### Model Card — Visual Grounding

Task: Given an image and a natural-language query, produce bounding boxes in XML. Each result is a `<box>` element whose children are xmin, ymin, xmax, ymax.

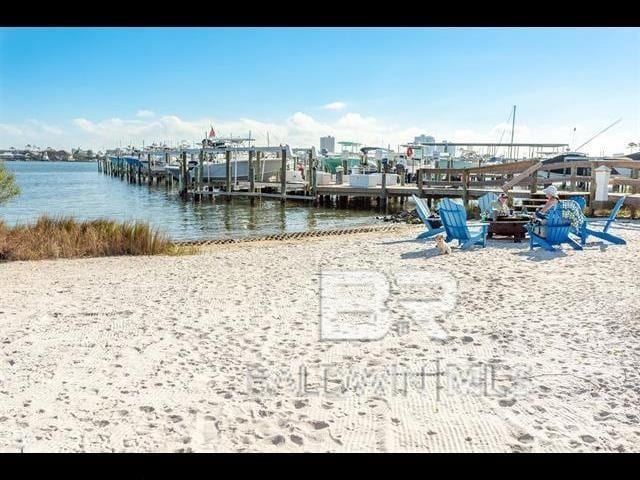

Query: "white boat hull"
<box><xmin>165</xmin><ymin>158</ymin><xmax>285</xmax><ymax>182</ymax></box>
<box><xmin>196</xmin><ymin>159</ymin><xmax>284</xmax><ymax>182</ymax></box>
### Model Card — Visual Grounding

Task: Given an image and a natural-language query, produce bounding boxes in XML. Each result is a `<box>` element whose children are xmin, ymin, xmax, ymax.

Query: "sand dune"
<box><xmin>1</xmin><ymin>222</ymin><xmax>640</xmax><ymax>452</ymax></box>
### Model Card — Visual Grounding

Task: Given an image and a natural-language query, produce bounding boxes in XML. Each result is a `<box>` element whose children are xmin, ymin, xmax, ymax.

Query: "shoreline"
<box><xmin>173</xmin><ymin>223</ymin><xmax>412</xmax><ymax>246</ymax></box>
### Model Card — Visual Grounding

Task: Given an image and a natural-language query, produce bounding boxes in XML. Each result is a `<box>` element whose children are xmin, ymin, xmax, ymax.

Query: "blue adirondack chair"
<box><xmin>569</xmin><ymin>195</ymin><xmax>586</xmax><ymax>211</ymax></box>
<box><xmin>438</xmin><ymin>197</ymin><xmax>488</xmax><ymax>249</ymax></box>
<box><xmin>525</xmin><ymin>202</ymin><xmax>583</xmax><ymax>252</ymax></box>
<box><xmin>477</xmin><ymin>193</ymin><xmax>498</xmax><ymax>217</ymax></box>
<box><xmin>412</xmin><ymin>194</ymin><xmax>446</xmax><ymax>240</ymax></box>
<box><xmin>574</xmin><ymin>195</ymin><xmax>627</xmax><ymax>245</ymax></box>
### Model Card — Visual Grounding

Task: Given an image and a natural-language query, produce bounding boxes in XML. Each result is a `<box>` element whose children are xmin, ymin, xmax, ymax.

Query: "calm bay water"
<box><xmin>1</xmin><ymin>161</ymin><xmax>383</xmax><ymax>241</ymax></box>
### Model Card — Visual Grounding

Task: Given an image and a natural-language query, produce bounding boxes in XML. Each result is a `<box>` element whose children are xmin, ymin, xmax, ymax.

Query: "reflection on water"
<box><xmin>1</xmin><ymin>162</ymin><xmax>384</xmax><ymax>241</ymax></box>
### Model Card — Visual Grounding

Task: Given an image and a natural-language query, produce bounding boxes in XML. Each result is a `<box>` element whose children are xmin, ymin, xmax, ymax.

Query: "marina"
<box><xmin>96</xmin><ymin>137</ymin><xmax>640</xmax><ymax>217</ymax></box>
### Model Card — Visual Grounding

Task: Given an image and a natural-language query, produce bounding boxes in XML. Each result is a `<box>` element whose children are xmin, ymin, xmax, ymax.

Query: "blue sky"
<box><xmin>1</xmin><ymin>27</ymin><xmax>638</xmax><ymax>154</ymax></box>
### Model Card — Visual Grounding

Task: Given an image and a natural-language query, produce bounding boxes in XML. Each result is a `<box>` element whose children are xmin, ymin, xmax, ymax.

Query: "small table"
<box><xmin>426</xmin><ymin>216</ymin><xmax>442</xmax><ymax>229</ymax></box>
<box><xmin>487</xmin><ymin>216</ymin><xmax>531</xmax><ymax>243</ymax></box>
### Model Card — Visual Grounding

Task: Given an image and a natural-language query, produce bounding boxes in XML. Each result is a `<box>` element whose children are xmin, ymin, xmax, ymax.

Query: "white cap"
<box><xmin>543</xmin><ymin>185</ymin><xmax>558</xmax><ymax>197</ymax></box>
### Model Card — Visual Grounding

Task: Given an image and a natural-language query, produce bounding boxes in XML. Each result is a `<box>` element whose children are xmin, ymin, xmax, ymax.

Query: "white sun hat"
<box><xmin>543</xmin><ymin>185</ymin><xmax>558</xmax><ymax>197</ymax></box>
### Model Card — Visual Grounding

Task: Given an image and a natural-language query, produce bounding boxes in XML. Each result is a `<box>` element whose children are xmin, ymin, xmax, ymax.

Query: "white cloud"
<box><xmin>136</xmin><ymin>110</ymin><xmax>155</xmax><ymax>118</ymax></box>
<box><xmin>25</xmin><ymin>120</ymin><xmax>63</xmax><ymax>136</ymax></box>
<box><xmin>0</xmin><ymin>120</ymin><xmax>64</xmax><ymax>148</ymax></box>
<box><xmin>0</xmin><ymin>124</ymin><xmax>24</xmax><ymax>136</ymax></box>
<box><xmin>336</xmin><ymin>112</ymin><xmax>377</xmax><ymax>129</ymax></box>
<box><xmin>322</xmin><ymin>101</ymin><xmax>346</xmax><ymax>111</ymax></box>
<box><xmin>1</xmin><ymin>112</ymin><xmax>637</xmax><ymax>155</ymax></box>
<box><xmin>288</xmin><ymin>112</ymin><xmax>317</xmax><ymax>128</ymax></box>
<box><xmin>73</xmin><ymin>118</ymin><xmax>96</xmax><ymax>133</ymax></box>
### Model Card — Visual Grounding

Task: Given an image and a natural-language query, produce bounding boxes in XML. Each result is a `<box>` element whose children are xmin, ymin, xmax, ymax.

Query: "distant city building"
<box><xmin>414</xmin><ymin>134</ymin><xmax>435</xmax><ymax>156</ymax></box>
<box><xmin>414</xmin><ymin>134</ymin><xmax>434</xmax><ymax>144</ymax></box>
<box><xmin>320</xmin><ymin>136</ymin><xmax>336</xmax><ymax>154</ymax></box>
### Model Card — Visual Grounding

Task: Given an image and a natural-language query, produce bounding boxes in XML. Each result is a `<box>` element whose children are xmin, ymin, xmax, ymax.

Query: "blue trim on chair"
<box><xmin>438</xmin><ymin>198</ymin><xmax>488</xmax><ymax>250</ymax></box>
<box><xmin>526</xmin><ymin>203</ymin><xmax>583</xmax><ymax>252</ymax></box>
<box><xmin>575</xmin><ymin>196</ymin><xmax>627</xmax><ymax>245</ymax></box>
<box><xmin>412</xmin><ymin>194</ymin><xmax>446</xmax><ymax>240</ymax></box>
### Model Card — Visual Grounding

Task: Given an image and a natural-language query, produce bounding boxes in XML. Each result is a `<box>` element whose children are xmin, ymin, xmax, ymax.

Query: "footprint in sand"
<box><xmin>517</xmin><ymin>433</ymin><xmax>534</xmax><ymax>444</ymax></box>
<box><xmin>580</xmin><ymin>434</ymin><xmax>596</xmax><ymax>443</ymax></box>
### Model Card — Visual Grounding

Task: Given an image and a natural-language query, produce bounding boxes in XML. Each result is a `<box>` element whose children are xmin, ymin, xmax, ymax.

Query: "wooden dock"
<box><xmin>97</xmin><ymin>153</ymin><xmax>640</xmax><ymax>213</ymax></box>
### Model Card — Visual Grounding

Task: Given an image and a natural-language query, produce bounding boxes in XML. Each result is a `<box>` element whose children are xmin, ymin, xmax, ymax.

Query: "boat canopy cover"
<box><xmin>360</xmin><ymin>147</ymin><xmax>389</xmax><ymax>154</ymax></box>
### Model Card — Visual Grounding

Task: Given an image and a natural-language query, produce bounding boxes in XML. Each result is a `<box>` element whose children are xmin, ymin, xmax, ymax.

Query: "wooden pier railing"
<box><xmin>415</xmin><ymin>157</ymin><xmax>640</xmax><ymax>208</ymax></box>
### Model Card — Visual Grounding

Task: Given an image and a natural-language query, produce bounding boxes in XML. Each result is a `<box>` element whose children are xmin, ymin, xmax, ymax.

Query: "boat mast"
<box><xmin>509</xmin><ymin>105</ymin><xmax>516</xmax><ymax>161</ymax></box>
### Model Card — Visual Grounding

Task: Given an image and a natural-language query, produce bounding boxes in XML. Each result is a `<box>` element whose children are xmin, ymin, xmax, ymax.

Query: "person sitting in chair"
<box><xmin>536</xmin><ymin>185</ymin><xmax>559</xmax><ymax>219</ymax></box>
<box><xmin>491</xmin><ymin>193</ymin><xmax>510</xmax><ymax>217</ymax></box>
<box><xmin>531</xmin><ymin>185</ymin><xmax>560</xmax><ymax>237</ymax></box>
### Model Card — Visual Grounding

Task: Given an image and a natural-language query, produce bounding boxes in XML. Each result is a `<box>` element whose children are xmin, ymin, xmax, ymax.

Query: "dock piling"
<box><xmin>381</xmin><ymin>171</ymin><xmax>388</xmax><ymax>214</ymax></box>
<box><xmin>225</xmin><ymin>149</ymin><xmax>232</xmax><ymax>201</ymax></box>
<box><xmin>198</xmin><ymin>149</ymin><xmax>204</xmax><ymax>201</ymax></box>
<box><xmin>147</xmin><ymin>153</ymin><xmax>153</xmax><ymax>186</ymax></box>
<box><xmin>310</xmin><ymin>150</ymin><xmax>317</xmax><ymax>204</ymax></box>
<box><xmin>180</xmin><ymin>151</ymin><xmax>189</xmax><ymax>199</ymax></box>
<box><xmin>280</xmin><ymin>147</ymin><xmax>287</xmax><ymax>204</ymax></box>
<box><xmin>249</xmin><ymin>149</ymin><xmax>255</xmax><ymax>206</ymax></box>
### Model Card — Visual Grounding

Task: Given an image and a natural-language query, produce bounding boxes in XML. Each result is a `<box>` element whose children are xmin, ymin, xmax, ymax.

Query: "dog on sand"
<box><xmin>435</xmin><ymin>234</ymin><xmax>452</xmax><ymax>255</ymax></box>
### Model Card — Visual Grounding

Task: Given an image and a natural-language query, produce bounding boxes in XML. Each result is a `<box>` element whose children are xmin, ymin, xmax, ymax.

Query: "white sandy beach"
<box><xmin>1</xmin><ymin>222</ymin><xmax>640</xmax><ymax>452</ymax></box>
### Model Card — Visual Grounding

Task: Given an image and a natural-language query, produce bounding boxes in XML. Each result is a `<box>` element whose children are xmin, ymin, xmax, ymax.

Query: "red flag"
<box><xmin>209</xmin><ymin>126</ymin><xmax>215</xmax><ymax>138</ymax></box>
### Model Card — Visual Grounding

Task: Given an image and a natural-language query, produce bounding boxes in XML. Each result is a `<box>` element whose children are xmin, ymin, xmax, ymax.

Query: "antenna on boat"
<box><xmin>574</xmin><ymin>117</ymin><xmax>622</xmax><ymax>153</ymax></box>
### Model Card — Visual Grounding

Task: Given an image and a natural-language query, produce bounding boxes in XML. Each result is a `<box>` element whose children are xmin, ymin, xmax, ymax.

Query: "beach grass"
<box><xmin>0</xmin><ymin>216</ymin><xmax>180</xmax><ymax>261</ymax></box>
<box><xmin>593</xmin><ymin>205</ymin><xmax>639</xmax><ymax>219</ymax></box>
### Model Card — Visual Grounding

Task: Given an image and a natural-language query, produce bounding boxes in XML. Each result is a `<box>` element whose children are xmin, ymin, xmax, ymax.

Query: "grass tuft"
<box><xmin>0</xmin><ymin>216</ymin><xmax>177</xmax><ymax>261</ymax></box>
